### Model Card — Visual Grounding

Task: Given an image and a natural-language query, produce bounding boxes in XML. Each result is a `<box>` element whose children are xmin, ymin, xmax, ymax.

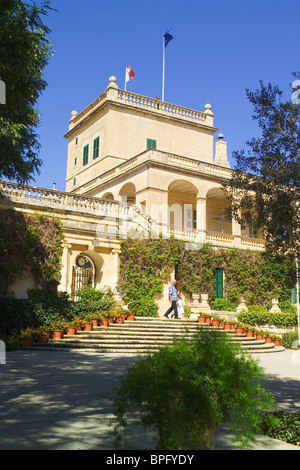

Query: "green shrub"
<box><xmin>211</xmin><ymin>298</ymin><xmax>238</xmax><ymax>311</ymax></box>
<box><xmin>111</xmin><ymin>328</ymin><xmax>274</xmax><ymax>450</ymax></box>
<box><xmin>261</xmin><ymin>411</ymin><xmax>300</xmax><ymax>446</ymax></box>
<box><xmin>237</xmin><ymin>306</ymin><xmax>298</xmax><ymax>327</ymax></box>
<box><xmin>281</xmin><ymin>329</ymin><xmax>300</xmax><ymax>349</ymax></box>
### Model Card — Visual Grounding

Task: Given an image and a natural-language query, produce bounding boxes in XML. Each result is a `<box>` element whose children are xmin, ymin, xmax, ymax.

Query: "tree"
<box><xmin>227</xmin><ymin>73</ymin><xmax>300</xmax><ymax>256</ymax></box>
<box><xmin>111</xmin><ymin>329</ymin><xmax>274</xmax><ymax>450</ymax></box>
<box><xmin>0</xmin><ymin>0</ymin><xmax>55</xmax><ymax>183</ymax></box>
<box><xmin>226</xmin><ymin>73</ymin><xmax>300</xmax><ymax>344</ymax></box>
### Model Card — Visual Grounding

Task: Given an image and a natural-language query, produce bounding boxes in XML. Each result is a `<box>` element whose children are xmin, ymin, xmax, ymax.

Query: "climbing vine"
<box><xmin>119</xmin><ymin>238</ymin><xmax>295</xmax><ymax>315</ymax></box>
<box><xmin>0</xmin><ymin>209</ymin><xmax>63</xmax><ymax>296</ymax></box>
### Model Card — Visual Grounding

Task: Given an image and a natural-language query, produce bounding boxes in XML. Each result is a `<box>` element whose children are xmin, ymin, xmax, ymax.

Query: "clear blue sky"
<box><xmin>33</xmin><ymin>0</ymin><xmax>299</xmax><ymax>191</ymax></box>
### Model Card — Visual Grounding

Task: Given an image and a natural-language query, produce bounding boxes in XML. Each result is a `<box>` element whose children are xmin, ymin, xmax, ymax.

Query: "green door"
<box><xmin>215</xmin><ymin>268</ymin><xmax>224</xmax><ymax>298</ymax></box>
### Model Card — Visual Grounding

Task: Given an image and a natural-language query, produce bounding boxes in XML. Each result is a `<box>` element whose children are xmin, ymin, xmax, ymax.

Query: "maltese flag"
<box><xmin>125</xmin><ymin>66</ymin><xmax>135</xmax><ymax>89</ymax></box>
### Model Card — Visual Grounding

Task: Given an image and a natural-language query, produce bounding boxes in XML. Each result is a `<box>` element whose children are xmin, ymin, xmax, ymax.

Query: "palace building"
<box><xmin>0</xmin><ymin>76</ymin><xmax>264</xmax><ymax>309</ymax></box>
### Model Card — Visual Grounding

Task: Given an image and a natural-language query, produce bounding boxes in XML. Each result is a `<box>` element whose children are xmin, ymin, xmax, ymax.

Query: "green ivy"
<box><xmin>0</xmin><ymin>209</ymin><xmax>63</xmax><ymax>295</ymax></box>
<box><xmin>119</xmin><ymin>238</ymin><xmax>295</xmax><ymax>317</ymax></box>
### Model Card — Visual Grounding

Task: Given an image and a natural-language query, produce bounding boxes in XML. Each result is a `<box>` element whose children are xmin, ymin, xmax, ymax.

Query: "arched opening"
<box><xmin>71</xmin><ymin>253</ymin><xmax>96</xmax><ymax>300</ymax></box>
<box><xmin>119</xmin><ymin>183</ymin><xmax>136</xmax><ymax>205</ymax></box>
<box><xmin>168</xmin><ymin>180</ymin><xmax>198</xmax><ymax>230</ymax></box>
<box><xmin>102</xmin><ymin>192</ymin><xmax>114</xmax><ymax>201</ymax></box>
<box><xmin>206</xmin><ymin>188</ymin><xmax>232</xmax><ymax>234</ymax></box>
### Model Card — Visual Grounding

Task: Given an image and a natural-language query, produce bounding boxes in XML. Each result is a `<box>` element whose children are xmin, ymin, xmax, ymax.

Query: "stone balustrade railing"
<box><xmin>0</xmin><ymin>180</ymin><xmax>264</xmax><ymax>250</ymax></box>
<box><xmin>0</xmin><ymin>180</ymin><xmax>154</xmax><ymax>233</ymax></box>
<box><xmin>67</xmin><ymin>77</ymin><xmax>213</xmax><ymax>133</ymax></box>
<box><xmin>117</xmin><ymin>90</ymin><xmax>209</xmax><ymax>125</ymax></box>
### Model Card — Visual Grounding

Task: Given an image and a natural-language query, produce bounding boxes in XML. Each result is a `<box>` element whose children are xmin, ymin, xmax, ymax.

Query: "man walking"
<box><xmin>164</xmin><ymin>280</ymin><xmax>179</xmax><ymax>319</ymax></box>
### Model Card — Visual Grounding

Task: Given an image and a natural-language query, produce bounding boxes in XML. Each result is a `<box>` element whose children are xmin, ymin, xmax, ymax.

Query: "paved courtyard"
<box><xmin>0</xmin><ymin>349</ymin><xmax>299</xmax><ymax>451</ymax></box>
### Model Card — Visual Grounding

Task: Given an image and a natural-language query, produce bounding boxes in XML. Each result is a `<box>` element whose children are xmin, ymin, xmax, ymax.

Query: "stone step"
<box><xmin>28</xmin><ymin>317</ymin><xmax>285</xmax><ymax>354</ymax></box>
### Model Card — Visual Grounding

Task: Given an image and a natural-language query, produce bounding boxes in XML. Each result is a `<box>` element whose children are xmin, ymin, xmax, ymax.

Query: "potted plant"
<box><xmin>84</xmin><ymin>313</ymin><xmax>94</xmax><ymax>331</ymax></box>
<box><xmin>255</xmin><ymin>329</ymin><xmax>265</xmax><ymax>341</ymax></box>
<box><xmin>223</xmin><ymin>320</ymin><xmax>232</xmax><ymax>330</ymax></box>
<box><xmin>235</xmin><ymin>323</ymin><xmax>244</xmax><ymax>335</ymax></box>
<box><xmin>37</xmin><ymin>325</ymin><xmax>49</xmax><ymax>343</ymax></box>
<box><xmin>211</xmin><ymin>315</ymin><xmax>219</xmax><ymax>327</ymax></box>
<box><xmin>197</xmin><ymin>312</ymin><xmax>206</xmax><ymax>323</ymax></box>
<box><xmin>66</xmin><ymin>321</ymin><xmax>76</xmax><ymax>335</ymax></box>
<box><xmin>273</xmin><ymin>335</ymin><xmax>281</xmax><ymax>346</ymax></box>
<box><xmin>265</xmin><ymin>331</ymin><xmax>272</xmax><ymax>343</ymax></box>
<box><xmin>20</xmin><ymin>328</ymin><xmax>34</xmax><ymax>347</ymax></box>
<box><xmin>126</xmin><ymin>311</ymin><xmax>135</xmax><ymax>321</ymax></box>
<box><xmin>205</xmin><ymin>314</ymin><xmax>212</xmax><ymax>324</ymax></box>
<box><xmin>51</xmin><ymin>319</ymin><xmax>67</xmax><ymax>338</ymax></box>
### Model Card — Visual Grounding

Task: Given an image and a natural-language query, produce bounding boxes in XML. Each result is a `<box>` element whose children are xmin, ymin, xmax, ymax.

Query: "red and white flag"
<box><xmin>125</xmin><ymin>66</ymin><xmax>135</xmax><ymax>89</ymax></box>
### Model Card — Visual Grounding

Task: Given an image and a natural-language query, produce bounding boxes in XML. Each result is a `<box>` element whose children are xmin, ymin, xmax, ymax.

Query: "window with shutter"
<box><xmin>93</xmin><ymin>137</ymin><xmax>100</xmax><ymax>159</ymax></box>
<box><xmin>83</xmin><ymin>144</ymin><xmax>89</xmax><ymax>166</ymax></box>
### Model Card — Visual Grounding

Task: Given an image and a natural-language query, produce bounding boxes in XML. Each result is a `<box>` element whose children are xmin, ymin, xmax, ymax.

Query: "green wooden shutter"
<box><xmin>83</xmin><ymin>144</ymin><xmax>89</xmax><ymax>166</ymax></box>
<box><xmin>93</xmin><ymin>137</ymin><xmax>99</xmax><ymax>159</ymax></box>
<box><xmin>215</xmin><ymin>268</ymin><xmax>224</xmax><ymax>298</ymax></box>
<box><xmin>147</xmin><ymin>138</ymin><xmax>157</xmax><ymax>149</ymax></box>
<box><xmin>291</xmin><ymin>286</ymin><xmax>297</xmax><ymax>303</ymax></box>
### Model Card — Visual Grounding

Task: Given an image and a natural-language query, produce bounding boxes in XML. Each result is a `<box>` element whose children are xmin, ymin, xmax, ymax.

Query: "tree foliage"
<box><xmin>111</xmin><ymin>329</ymin><xmax>274</xmax><ymax>450</ymax></box>
<box><xmin>227</xmin><ymin>73</ymin><xmax>300</xmax><ymax>255</ymax></box>
<box><xmin>0</xmin><ymin>0</ymin><xmax>55</xmax><ymax>183</ymax></box>
<box><xmin>0</xmin><ymin>209</ymin><xmax>63</xmax><ymax>295</ymax></box>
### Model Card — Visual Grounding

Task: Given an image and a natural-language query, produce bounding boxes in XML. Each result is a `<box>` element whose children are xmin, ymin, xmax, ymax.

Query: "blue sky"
<box><xmin>33</xmin><ymin>0</ymin><xmax>299</xmax><ymax>191</ymax></box>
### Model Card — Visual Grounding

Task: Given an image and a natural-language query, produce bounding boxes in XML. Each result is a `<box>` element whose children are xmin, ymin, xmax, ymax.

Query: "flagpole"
<box><xmin>125</xmin><ymin>67</ymin><xmax>127</xmax><ymax>91</ymax></box>
<box><xmin>162</xmin><ymin>35</ymin><xmax>165</xmax><ymax>102</ymax></box>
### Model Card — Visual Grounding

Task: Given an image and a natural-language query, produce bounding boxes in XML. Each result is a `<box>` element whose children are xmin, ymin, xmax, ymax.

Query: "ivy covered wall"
<box><xmin>119</xmin><ymin>237</ymin><xmax>295</xmax><ymax>316</ymax></box>
<box><xmin>0</xmin><ymin>209</ymin><xmax>64</xmax><ymax>296</ymax></box>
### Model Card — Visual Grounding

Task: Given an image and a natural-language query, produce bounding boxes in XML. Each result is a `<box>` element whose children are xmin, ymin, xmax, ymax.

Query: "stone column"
<box><xmin>112</xmin><ymin>248</ymin><xmax>122</xmax><ymax>303</ymax></box>
<box><xmin>196</xmin><ymin>197</ymin><xmax>206</xmax><ymax>244</ymax></box>
<box><xmin>59</xmin><ymin>242</ymin><xmax>72</xmax><ymax>293</ymax></box>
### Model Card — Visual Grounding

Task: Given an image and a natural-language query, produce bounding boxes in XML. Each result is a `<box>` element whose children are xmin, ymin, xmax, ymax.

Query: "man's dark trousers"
<box><xmin>164</xmin><ymin>300</ymin><xmax>178</xmax><ymax>318</ymax></box>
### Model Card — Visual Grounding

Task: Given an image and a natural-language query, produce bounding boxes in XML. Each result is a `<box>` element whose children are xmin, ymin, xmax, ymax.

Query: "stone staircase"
<box><xmin>29</xmin><ymin>317</ymin><xmax>285</xmax><ymax>354</ymax></box>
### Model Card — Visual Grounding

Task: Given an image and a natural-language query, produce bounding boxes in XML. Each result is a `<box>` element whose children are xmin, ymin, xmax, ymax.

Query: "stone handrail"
<box><xmin>117</xmin><ymin>90</ymin><xmax>209</xmax><ymax>125</ymax></box>
<box><xmin>0</xmin><ymin>180</ymin><xmax>154</xmax><ymax>231</ymax></box>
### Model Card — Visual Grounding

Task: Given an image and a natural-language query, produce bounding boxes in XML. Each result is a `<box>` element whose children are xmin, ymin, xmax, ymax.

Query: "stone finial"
<box><xmin>70</xmin><ymin>110</ymin><xmax>78</xmax><ymax>120</ymax></box>
<box><xmin>107</xmin><ymin>76</ymin><xmax>118</xmax><ymax>89</ymax></box>
<box><xmin>204</xmin><ymin>103</ymin><xmax>213</xmax><ymax>116</ymax></box>
<box><xmin>269</xmin><ymin>298</ymin><xmax>281</xmax><ymax>313</ymax></box>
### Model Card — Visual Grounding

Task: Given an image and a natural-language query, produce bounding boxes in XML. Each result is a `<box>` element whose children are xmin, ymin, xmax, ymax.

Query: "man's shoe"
<box><xmin>164</xmin><ymin>314</ymin><xmax>169</xmax><ymax>318</ymax></box>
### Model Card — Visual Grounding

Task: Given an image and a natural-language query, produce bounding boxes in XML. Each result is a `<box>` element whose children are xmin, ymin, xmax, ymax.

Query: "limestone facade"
<box><xmin>0</xmin><ymin>76</ymin><xmax>264</xmax><ymax>307</ymax></box>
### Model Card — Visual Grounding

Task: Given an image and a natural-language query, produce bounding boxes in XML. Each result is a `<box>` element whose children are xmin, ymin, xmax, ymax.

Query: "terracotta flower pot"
<box><xmin>198</xmin><ymin>316</ymin><xmax>206</xmax><ymax>323</ymax></box>
<box><xmin>52</xmin><ymin>330</ymin><xmax>63</xmax><ymax>339</ymax></box>
<box><xmin>223</xmin><ymin>323</ymin><xmax>231</xmax><ymax>330</ymax></box>
<box><xmin>127</xmin><ymin>313</ymin><xmax>135</xmax><ymax>321</ymax></box>
<box><xmin>212</xmin><ymin>320</ymin><xmax>219</xmax><ymax>327</ymax></box>
<box><xmin>115</xmin><ymin>317</ymin><xmax>124</xmax><ymax>324</ymax></box>
<box><xmin>235</xmin><ymin>327</ymin><xmax>243</xmax><ymax>335</ymax></box>
<box><xmin>102</xmin><ymin>319</ymin><xmax>109</xmax><ymax>327</ymax></box>
<box><xmin>205</xmin><ymin>316</ymin><xmax>211</xmax><ymax>324</ymax></box>
<box><xmin>265</xmin><ymin>337</ymin><xmax>272</xmax><ymax>343</ymax></box>
<box><xmin>22</xmin><ymin>338</ymin><xmax>33</xmax><ymax>347</ymax></box>
<box><xmin>67</xmin><ymin>326</ymin><xmax>76</xmax><ymax>335</ymax></box>
<box><xmin>274</xmin><ymin>339</ymin><xmax>281</xmax><ymax>346</ymax></box>
<box><xmin>38</xmin><ymin>334</ymin><xmax>48</xmax><ymax>343</ymax></box>
<box><xmin>92</xmin><ymin>319</ymin><xmax>98</xmax><ymax>327</ymax></box>
<box><xmin>256</xmin><ymin>334</ymin><xmax>264</xmax><ymax>341</ymax></box>
<box><xmin>84</xmin><ymin>322</ymin><xmax>93</xmax><ymax>331</ymax></box>
<box><xmin>246</xmin><ymin>330</ymin><xmax>254</xmax><ymax>337</ymax></box>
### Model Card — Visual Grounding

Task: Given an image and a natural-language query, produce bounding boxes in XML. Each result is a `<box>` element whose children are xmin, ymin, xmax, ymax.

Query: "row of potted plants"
<box><xmin>197</xmin><ymin>313</ymin><xmax>282</xmax><ymax>346</ymax></box>
<box><xmin>20</xmin><ymin>308</ymin><xmax>135</xmax><ymax>347</ymax></box>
